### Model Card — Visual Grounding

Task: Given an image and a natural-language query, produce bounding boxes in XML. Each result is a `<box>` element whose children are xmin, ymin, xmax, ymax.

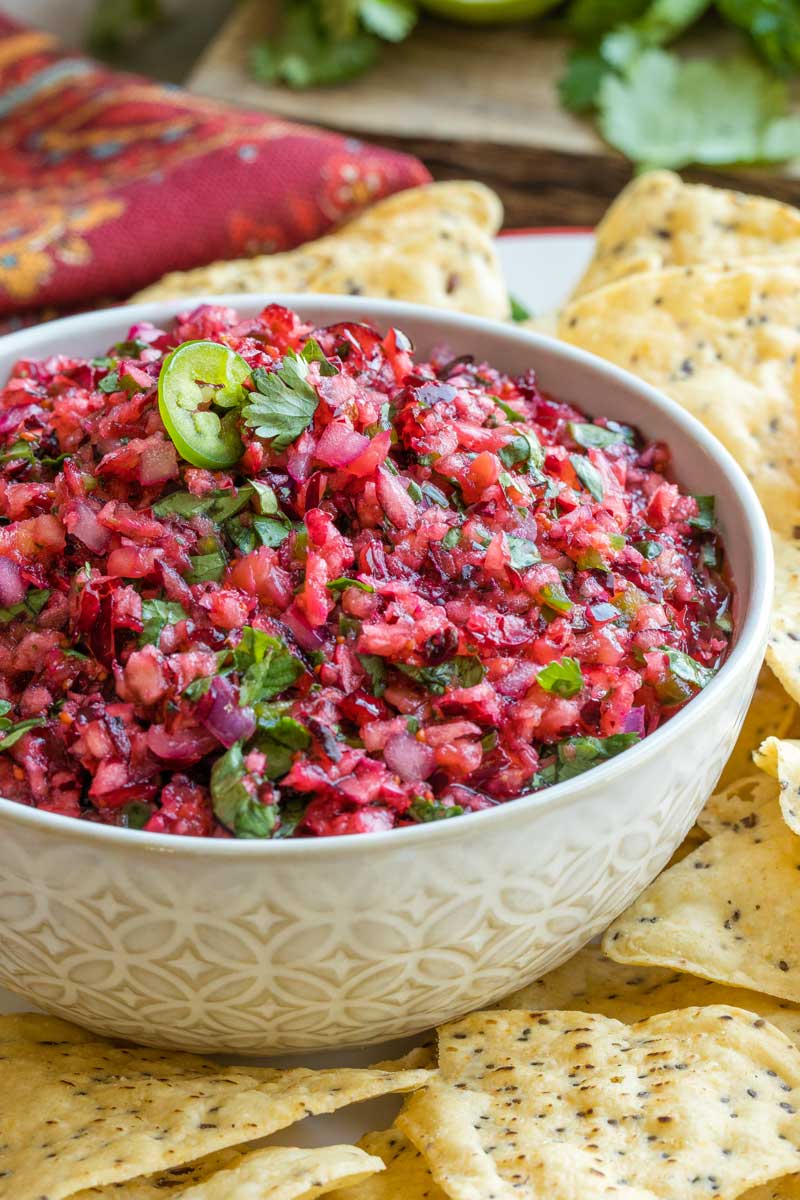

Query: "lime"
<box><xmin>419</xmin><ymin>0</ymin><xmax>561</xmax><ymax>24</ymax></box>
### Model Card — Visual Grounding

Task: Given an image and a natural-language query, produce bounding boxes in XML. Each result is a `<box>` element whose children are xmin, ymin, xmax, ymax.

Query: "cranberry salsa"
<box><xmin>0</xmin><ymin>304</ymin><xmax>733</xmax><ymax>838</ymax></box>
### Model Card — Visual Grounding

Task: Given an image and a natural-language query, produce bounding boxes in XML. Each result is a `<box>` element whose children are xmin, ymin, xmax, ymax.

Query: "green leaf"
<box><xmin>442</xmin><ymin>527</ymin><xmax>461</xmax><ymax>549</ymax></box>
<box><xmin>599</xmin><ymin>49</ymin><xmax>800</xmax><ymax>170</ymax></box>
<box><xmin>359</xmin><ymin>0</ymin><xmax>417</xmax><ymax>41</ymax></box>
<box><xmin>153</xmin><ymin>487</ymin><xmax>254</xmax><ymax>522</ymax></box>
<box><xmin>717</xmin><ymin>0</ymin><xmax>800</xmax><ymax>73</ymax></box>
<box><xmin>0</xmin><ymin>588</ymin><xmax>51</xmax><ymax>625</ymax></box>
<box><xmin>556</xmin><ymin>732</ymin><xmax>641</xmax><ymax>781</ymax></box>
<box><xmin>253</xmin><ymin>516</ymin><xmax>293</xmax><ymax>548</ymax></box>
<box><xmin>570</xmin><ymin>454</ymin><xmax>605</xmax><ymax>501</ymax></box>
<box><xmin>326</xmin><ymin>576</ymin><xmax>375</xmax><ymax>593</ymax></box>
<box><xmin>509</xmin><ymin>295</ymin><xmax>532</xmax><ymax>322</ymax></box>
<box><xmin>186</xmin><ymin>550</ymin><xmax>227</xmax><ymax>584</ymax></box>
<box><xmin>661</xmin><ymin>645</ymin><xmax>717</xmax><ymax>689</ymax></box>
<box><xmin>500</xmin><ymin>430</ymin><xmax>545</xmax><ymax>474</ymax></box>
<box><xmin>0</xmin><ymin>716</ymin><xmax>44</xmax><ymax>750</ymax></box>
<box><xmin>568</xmin><ymin>420</ymin><xmax>632</xmax><ymax>448</ymax></box>
<box><xmin>599</xmin><ymin>0</ymin><xmax>712</xmax><ymax>70</ymax></box>
<box><xmin>422</xmin><ymin>482</ymin><xmax>450</xmax><ymax>508</ymax></box>
<box><xmin>99</xmin><ymin>371</ymin><xmax>121</xmax><ymax>394</ymax></box>
<box><xmin>408</xmin><ymin>798</ymin><xmax>465</xmax><ymax>823</ymax></box>
<box><xmin>358</xmin><ymin>652</ymin><xmax>387</xmax><ymax>696</ymax></box>
<box><xmin>139</xmin><ymin>599</ymin><xmax>186</xmax><ymax>647</ymax></box>
<box><xmin>250</xmin><ymin>0</ymin><xmax>379</xmax><ymax>88</ymax></box>
<box><xmin>536</xmin><ymin>656</ymin><xmax>584</xmax><ymax>698</ymax></box>
<box><xmin>113</xmin><ymin>336</ymin><xmax>150</xmax><ymax>358</ymax></box>
<box><xmin>244</xmin><ymin>353</ymin><xmax>319</xmax><ymax>449</ymax></box>
<box><xmin>558</xmin><ymin>47</ymin><xmax>611</xmax><ymax>111</ymax></box>
<box><xmin>249</xmin><ymin>479</ymin><xmax>280</xmax><ymax>515</ymax></box>
<box><xmin>491</xmin><ymin>396</ymin><xmax>526</xmax><ymax>423</ymax></box>
<box><xmin>398</xmin><ymin>656</ymin><xmax>485</xmax><ymax>696</ymax></box>
<box><xmin>235</xmin><ymin>627</ymin><xmax>304</xmax><ymax>705</ymax></box>
<box><xmin>183</xmin><ymin>676</ymin><xmax>213</xmax><ymax>702</ymax></box>
<box><xmin>211</xmin><ymin>743</ymin><xmax>274</xmax><ymax>837</ymax></box>
<box><xmin>507</xmin><ymin>535</ymin><xmax>541</xmax><ymax>569</ymax></box>
<box><xmin>119</xmin><ymin>801</ymin><xmax>153</xmax><ymax>830</ymax></box>
<box><xmin>689</xmin><ymin>494</ymin><xmax>716</xmax><ymax>530</ymax></box>
<box><xmin>256</xmin><ymin>712</ymin><xmax>311</xmax><ymax>780</ymax></box>
<box><xmin>635</xmin><ymin>538</ymin><xmax>663</xmax><ymax>559</ymax></box>
<box><xmin>0</xmin><ymin>440</ymin><xmax>35</xmax><ymax>467</ymax></box>
<box><xmin>539</xmin><ymin>581</ymin><xmax>573</xmax><ymax>614</ymax></box>
<box><xmin>300</xmin><ymin>337</ymin><xmax>339</xmax><ymax>375</ymax></box>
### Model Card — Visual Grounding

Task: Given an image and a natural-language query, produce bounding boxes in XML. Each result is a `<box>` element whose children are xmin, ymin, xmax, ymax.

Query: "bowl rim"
<box><xmin>0</xmin><ymin>293</ymin><xmax>774</xmax><ymax>857</ymax></box>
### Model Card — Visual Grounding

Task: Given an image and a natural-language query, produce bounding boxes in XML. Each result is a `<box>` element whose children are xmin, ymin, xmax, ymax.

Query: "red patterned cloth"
<box><xmin>0</xmin><ymin>14</ymin><xmax>430</xmax><ymax>326</ymax></box>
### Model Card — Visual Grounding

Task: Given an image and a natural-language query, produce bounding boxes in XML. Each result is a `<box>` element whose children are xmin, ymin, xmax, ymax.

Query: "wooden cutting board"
<box><xmin>188</xmin><ymin>1</ymin><xmax>800</xmax><ymax>226</ymax></box>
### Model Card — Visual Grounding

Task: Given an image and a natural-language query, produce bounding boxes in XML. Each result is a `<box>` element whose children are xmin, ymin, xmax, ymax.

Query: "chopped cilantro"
<box><xmin>186</xmin><ymin>550</ymin><xmax>227</xmax><ymax>584</ymax></box>
<box><xmin>210</xmin><ymin>742</ymin><xmax>275</xmax><ymax>838</ymax></box>
<box><xmin>326</xmin><ymin>577</ymin><xmax>375</xmax><ymax>593</ymax></box>
<box><xmin>556</xmin><ymin>732</ymin><xmax>641</xmax><ymax>781</ymax></box>
<box><xmin>408</xmin><ymin>798</ymin><xmax>465</xmax><ymax>823</ymax></box>
<box><xmin>635</xmin><ymin>539</ymin><xmax>663</xmax><ymax>559</ymax></box>
<box><xmin>570</xmin><ymin>454</ymin><xmax>605</xmax><ymax>502</ymax></box>
<box><xmin>539</xmin><ymin>581</ymin><xmax>573</xmax><ymax>615</ymax></box>
<box><xmin>256</xmin><ymin>710</ymin><xmax>311</xmax><ymax>779</ymax></box>
<box><xmin>253</xmin><ymin>516</ymin><xmax>293</xmax><ymax>548</ymax></box>
<box><xmin>442</xmin><ymin>527</ymin><xmax>461</xmax><ymax>550</ymax></box>
<box><xmin>536</xmin><ymin>656</ymin><xmax>584</xmax><ymax>698</ymax></box>
<box><xmin>568</xmin><ymin>420</ymin><xmax>632</xmax><ymax>449</ymax></box>
<box><xmin>0</xmin><ymin>716</ymin><xmax>44</xmax><ymax>750</ymax></box>
<box><xmin>689</xmin><ymin>495</ymin><xmax>716</xmax><ymax>531</ymax></box>
<box><xmin>300</xmin><ymin>336</ymin><xmax>338</xmax><ymax>375</ymax></box>
<box><xmin>235</xmin><ymin>627</ymin><xmax>304</xmax><ymax>705</ymax></box>
<box><xmin>491</xmin><ymin>396</ymin><xmax>526</xmax><ymax>423</ymax></box>
<box><xmin>398</xmin><ymin>655</ymin><xmax>485</xmax><ymax>695</ymax></box>
<box><xmin>510</xmin><ymin>295</ymin><xmax>532</xmax><ymax>322</ymax></box>
<box><xmin>0</xmin><ymin>588</ymin><xmax>50</xmax><ymax>625</ymax></box>
<box><xmin>139</xmin><ymin>599</ymin><xmax>186</xmax><ymax>647</ymax></box>
<box><xmin>661</xmin><ymin>645</ymin><xmax>716</xmax><ymax>690</ymax></box>
<box><xmin>98</xmin><ymin>371</ymin><xmax>121</xmax><ymax>394</ymax></box>
<box><xmin>358</xmin><ymin>653</ymin><xmax>387</xmax><ymax>696</ymax></box>
<box><xmin>500</xmin><ymin>430</ymin><xmax>545</xmax><ymax>475</ymax></box>
<box><xmin>507</xmin><ymin>535</ymin><xmax>541</xmax><ymax>569</ymax></box>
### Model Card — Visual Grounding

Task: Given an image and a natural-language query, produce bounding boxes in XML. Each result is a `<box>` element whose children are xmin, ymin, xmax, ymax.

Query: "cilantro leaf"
<box><xmin>566</xmin><ymin>0</ymin><xmax>650</xmax><ymax>40</ymax></box>
<box><xmin>0</xmin><ymin>716</ymin><xmax>44</xmax><ymax>750</ymax></box>
<box><xmin>358</xmin><ymin>652</ymin><xmax>387</xmax><ymax>696</ymax></box>
<box><xmin>398</xmin><ymin>655</ymin><xmax>485</xmax><ymax>695</ymax></box>
<box><xmin>661</xmin><ymin>645</ymin><xmax>716</xmax><ymax>689</ymax></box>
<box><xmin>210</xmin><ymin>742</ymin><xmax>275</xmax><ymax>839</ymax></box>
<box><xmin>253</xmin><ymin>516</ymin><xmax>293</xmax><ymax>548</ymax></box>
<box><xmin>491</xmin><ymin>396</ymin><xmax>526</xmax><ymax>423</ymax></box>
<box><xmin>536</xmin><ymin>656</ymin><xmax>584</xmax><ymax>698</ymax></box>
<box><xmin>256</xmin><ymin>711</ymin><xmax>311</xmax><ymax>779</ymax></box>
<box><xmin>408</xmin><ymin>798</ymin><xmax>465</xmax><ymax>823</ymax></box>
<box><xmin>186</xmin><ymin>550</ymin><xmax>227</xmax><ymax>584</ymax></box>
<box><xmin>234</xmin><ymin>627</ymin><xmax>304</xmax><ymax>705</ymax></box>
<box><xmin>507</xmin><ymin>535</ymin><xmax>541</xmax><ymax>569</ymax></box>
<box><xmin>510</xmin><ymin>295</ymin><xmax>532</xmax><ymax>322</ymax></box>
<box><xmin>570</xmin><ymin>454</ymin><xmax>605</xmax><ymax>501</ymax></box>
<box><xmin>153</xmin><ymin>487</ymin><xmax>254</xmax><ymax>522</ymax></box>
<box><xmin>636</xmin><ymin>539</ymin><xmax>663</xmax><ymax>559</ymax></box>
<box><xmin>539</xmin><ymin>581</ymin><xmax>573</xmax><ymax>614</ymax></box>
<box><xmin>689</xmin><ymin>494</ymin><xmax>716</xmax><ymax>530</ymax></box>
<box><xmin>500</xmin><ymin>430</ymin><xmax>545</xmax><ymax>474</ymax></box>
<box><xmin>599</xmin><ymin>49</ymin><xmax>800</xmax><ymax>169</ymax></box>
<box><xmin>244</xmin><ymin>352</ymin><xmax>319</xmax><ymax>449</ymax></box>
<box><xmin>568</xmin><ymin>420</ymin><xmax>633</xmax><ymax>449</ymax></box>
<box><xmin>558</xmin><ymin>47</ymin><xmax>611</xmax><ymax>111</ymax></box>
<box><xmin>300</xmin><ymin>337</ymin><xmax>339</xmax><ymax>376</ymax></box>
<box><xmin>556</xmin><ymin>732</ymin><xmax>641</xmax><ymax>781</ymax></box>
<box><xmin>139</xmin><ymin>599</ymin><xmax>186</xmax><ymax>647</ymax></box>
<box><xmin>251</xmin><ymin>0</ymin><xmax>379</xmax><ymax>88</ymax></box>
<box><xmin>0</xmin><ymin>588</ymin><xmax>50</xmax><ymax>625</ymax></box>
<box><xmin>326</xmin><ymin>576</ymin><xmax>375</xmax><ymax>593</ymax></box>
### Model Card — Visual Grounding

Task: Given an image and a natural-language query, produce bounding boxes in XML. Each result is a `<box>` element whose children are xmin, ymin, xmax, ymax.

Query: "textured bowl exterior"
<box><xmin>0</xmin><ymin>296</ymin><xmax>771</xmax><ymax>1053</ymax></box>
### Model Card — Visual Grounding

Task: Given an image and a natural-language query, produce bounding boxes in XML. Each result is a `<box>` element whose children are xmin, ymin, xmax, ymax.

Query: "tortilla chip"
<box><xmin>744</xmin><ymin>1178</ymin><xmax>800</xmax><ymax>1200</ymax></box>
<box><xmin>558</xmin><ymin>263</ymin><xmax>800</xmax><ymax>536</ymax></box>
<box><xmin>755</xmin><ymin>736</ymin><xmax>800</xmax><ymax>835</ymax></box>
<box><xmin>131</xmin><ymin>183</ymin><xmax>509</xmax><ymax>321</ymax></box>
<box><xmin>77</xmin><ymin>1146</ymin><xmax>383</xmax><ymax>1200</ymax></box>
<box><xmin>697</xmin><ymin>772</ymin><xmax>776</xmax><ymax>838</ymax></box>
<box><xmin>603</xmin><ymin>787</ymin><xmax>800</xmax><ymax>1003</ymax></box>
<box><xmin>326</xmin><ymin>1130</ymin><xmax>445</xmax><ymax>1200</ymax></box>
<box><xmin>0</xmin><ymin>1030</ymin><xmax>429</xmax><ymax>1200</ymax></box>
<box><xmin>398</xmin><ymin>1006</ymin><xmax>800</xmax><ymax>1200</ymax></box>
<box><xmin>720</xmin><ymin>665</ymin><xmax>800</xmax><ymax>790</ymax></box>
<box><xmin>498</xmin><ymin>941</ymin><xmax>800</xmax><ymax>1048</ymax></box>
<box><xmin>573</xmin><ymin>170</ymin><xmax>800</xmax><ymax>299</ymax></box>
<box><xmin>666</xmin><ymin>823</ymin><xmax>708</xmax><ymax>867</ymax></box>
<box><xmin>768</xmin><ymin>532</ymin><xmax>800</xmax><ymax>706</ymax></box>
<box><xmin>371</xmin><ymin>1043</ymin><xmax>436</xmax><ymax>1070</ymax></box>
<box><xmin>0</xmin><ymin>1011</ymin><xmax>97</xmax><ymax>1044</ymax></box>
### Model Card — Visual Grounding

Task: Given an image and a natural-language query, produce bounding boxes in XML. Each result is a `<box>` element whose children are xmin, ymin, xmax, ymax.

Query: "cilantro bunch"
<box><xmin>250</xmin><ymin>0</ymin><xmax>800</xmax><ymax>170</ymax></box>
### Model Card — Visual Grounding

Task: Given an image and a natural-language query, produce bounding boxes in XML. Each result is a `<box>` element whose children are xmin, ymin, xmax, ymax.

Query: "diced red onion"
<box><xmin>138</xmin><ymin>439</ymin><xmax>178</xmax><ymax>486</ymax></box>
<box><xmin>0</xmin><ymin>556</ymin><xmax>25</xmax><ymax>606</ymax></box>
<box><xmin>281</xmin><ymin>602</ymin><xmax>326</xmax><ymax>652</ymax></box>
<box><xmin>197</xmin><ymin>676</ymin><xmax>256</xmax><ymax>748</ymax></box>
<box><xmin>622</xmin><ymin>706</ymin><xmax>646</xmax><ymax>736</ymax></box>
<box><xmin>383</xmin><ymin>731</ymin><xmax>436</xmax><ymax>781</ymax></box>
<box><xmin>66</xmin><ymin>499</ymin><xmax>112</xmax><ymax>554</ymax></box>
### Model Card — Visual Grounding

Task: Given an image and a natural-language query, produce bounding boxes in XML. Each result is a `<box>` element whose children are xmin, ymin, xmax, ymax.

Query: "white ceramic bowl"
<box><xmin>0</xmin><ymin>296</ymin><xmax>772</xmax><ymax>1054</ymax></box>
